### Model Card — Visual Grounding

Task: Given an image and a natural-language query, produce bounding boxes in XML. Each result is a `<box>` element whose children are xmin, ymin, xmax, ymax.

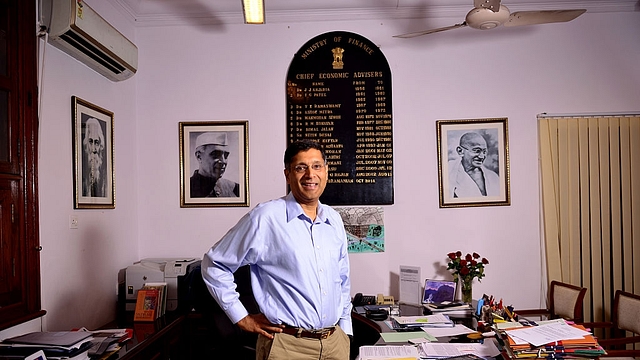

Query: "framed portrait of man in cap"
<box><xmin>179</xmin><ymin>121</ymin><xmax>249</xmax><ymax>207</ymax></box>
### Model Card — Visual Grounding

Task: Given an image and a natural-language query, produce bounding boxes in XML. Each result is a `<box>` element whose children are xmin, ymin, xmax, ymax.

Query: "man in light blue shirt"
<box><xmin>202</xmin><ymin>139</ymin><xmax>352</xmax><ymax>360</ymax></box>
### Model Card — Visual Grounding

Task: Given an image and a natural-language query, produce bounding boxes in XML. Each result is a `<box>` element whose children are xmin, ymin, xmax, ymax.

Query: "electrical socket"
<box><xmin>69</xmin><ymin>215</ymin><xmax>79</xmax><ymax>229</ymax></box>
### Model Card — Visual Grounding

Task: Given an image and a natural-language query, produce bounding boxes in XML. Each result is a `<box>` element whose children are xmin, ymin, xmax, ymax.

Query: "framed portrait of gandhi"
<box><xmin>72</xmin><ymin>96</ymin><xmax>115</xmax><ymax>209</ymax></box>
<box><xmin>436</xmin><ymin>118</ymin><xmax>510</xmax><ymax>208</ymax></box>
<box><xmin>179</xmin><ymin>121</ymin><xmax>249</xmax><ymax>208</ymax></box>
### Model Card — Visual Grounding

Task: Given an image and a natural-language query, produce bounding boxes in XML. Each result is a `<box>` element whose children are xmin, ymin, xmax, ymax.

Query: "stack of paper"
<box><xmin>422</xmin><ymin>323</ymin><xmax>477</xmax><ymax>338</ymax></box>
<box><xmin>390</xmin><ymin>314</ymin><xmax>455</xmax><ymax>330</ymax></box>
<box><xmin>77</xmin><ymin>327</ymin><xmax>133</xmax><ymax>358</ymax></box>
<box><xmin>359</xmin><ymin>345</ymin><xmax>419</xmax><ymax>360</ymax></box>
<box><xmin>0</xmin><ymin>331</ymin><xmax>93</xmax><ymax>359</ymax></box>
<box><xmin>418</xmin><ymin>340</ymin><xmax>502</xmax><ymax>358</ymax></box>
<box><xmin>424</xmin><ymin>303</ymin><xmax>474</xmax><ymax>315</ymax></box>
<box><xmin>499</xmin><ymin>320</ymin><xmax>606</xmax><ymax>359</ymax></box>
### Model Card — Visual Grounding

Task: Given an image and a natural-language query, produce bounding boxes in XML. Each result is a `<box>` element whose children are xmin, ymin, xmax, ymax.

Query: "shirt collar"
<box><xmin>285</xmin><ymin>192</ymin><xmax>330</xmax><ymax>224</ymax></box>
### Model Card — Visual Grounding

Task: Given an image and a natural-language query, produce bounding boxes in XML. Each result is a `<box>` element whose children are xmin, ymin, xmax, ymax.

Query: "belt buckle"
<box><xmin>318</xmin><ymin>327</ymin><xmax>333</xmax><ymax>339</ymax></box>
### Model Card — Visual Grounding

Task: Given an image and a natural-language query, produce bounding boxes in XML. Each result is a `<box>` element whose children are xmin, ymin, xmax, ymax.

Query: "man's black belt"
<box><xmin>281</xmin><ymin>325</ymin><xmax>336</xmax><ymax>340</ymax></box>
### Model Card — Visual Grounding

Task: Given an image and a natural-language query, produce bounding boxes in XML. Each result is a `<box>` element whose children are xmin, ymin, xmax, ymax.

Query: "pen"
<box><xmin>544</xmin><ymin>353</ymin><xmax>565</xmax><ymax>359</ymax></box>
<box><xmin>503</xmin><ymin>307</ymin><xmax>514</xmax><ymax>321</ymax></box>
<box><xmin>519</xmin><ymin>319</ymin><xmax>538</xmax><ymax>326</ymax></box>
<box><xmin>544</xmin><ymin>346</ymin><xmax>564</xmax><ymax>351</ymax></box>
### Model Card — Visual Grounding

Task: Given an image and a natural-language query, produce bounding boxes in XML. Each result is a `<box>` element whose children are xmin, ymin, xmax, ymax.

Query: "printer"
<box><xmin>123</xmin><ymin>258</ymin><xmax>199</xmax><ymax>312</ymax></box>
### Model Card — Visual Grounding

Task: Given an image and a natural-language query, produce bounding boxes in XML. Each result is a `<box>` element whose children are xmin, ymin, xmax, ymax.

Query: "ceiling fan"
<box><xmin>394</xmin><ymin>0</ymin><xmax>586</xmax><ymax>38</ymax></box>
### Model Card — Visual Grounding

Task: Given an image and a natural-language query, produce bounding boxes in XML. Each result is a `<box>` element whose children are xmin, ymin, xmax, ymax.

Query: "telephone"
<box><xmin>377</xmin><ymin>293</ymin><xmax>395</xmax><ymax>305</ymax></box>
<box><xmin>352</xmin><ymin>293</ymin><xmax>395</xmax><ymax>306</ymax></box>
<box><xmin>352</xmin><ymin>293</ymin><xmax>376</xmax><ymax>306</ymax></box>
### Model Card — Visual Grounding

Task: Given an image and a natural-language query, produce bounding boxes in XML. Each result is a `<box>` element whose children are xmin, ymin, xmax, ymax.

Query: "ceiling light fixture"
<box><xmin>242</xmin><ymin>0</ymin><xmax>265</xmax><ymax>24</ymax></box>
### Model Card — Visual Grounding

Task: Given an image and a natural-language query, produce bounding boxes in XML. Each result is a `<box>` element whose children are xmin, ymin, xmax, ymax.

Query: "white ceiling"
<box><xmin>112</xmin><ymin>0</ymin><xmax>639</xmax><ymax>26</ymax></box>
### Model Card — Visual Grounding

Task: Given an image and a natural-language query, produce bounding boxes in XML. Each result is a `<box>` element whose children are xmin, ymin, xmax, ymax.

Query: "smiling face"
<box><xmin>456</xmin><ymin>132</ymin><xmax>488</xmax><ymax>171</ymax></box>
<box><xmin>284</xmin><ymin>148</ymin><xmax>328</xmax><ymax>210</ymax></box>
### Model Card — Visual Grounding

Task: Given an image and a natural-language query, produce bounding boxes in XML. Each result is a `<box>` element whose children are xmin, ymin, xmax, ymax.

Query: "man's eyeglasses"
<box><xmin>460</xmin><ymin>145</ymin><xmax>487</xmax><ymax>156</ymax></box>
<box><xmin>292</xmin><ymin>163</ymin><xmax>325</xmax><ymax>174</ymax></box>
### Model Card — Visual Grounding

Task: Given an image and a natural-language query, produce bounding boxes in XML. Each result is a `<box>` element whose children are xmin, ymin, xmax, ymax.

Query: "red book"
<box><xmin>133</xmin><ymin>289</ymin><xmax>159</xmax><ymax>322</ymax></box>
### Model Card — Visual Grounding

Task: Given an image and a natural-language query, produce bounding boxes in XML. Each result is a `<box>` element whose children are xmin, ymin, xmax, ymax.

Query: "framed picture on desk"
<box><xmin>436</xmin><ymin>118</ymin><xmax>511</xmax><ymax>208</ymax></box>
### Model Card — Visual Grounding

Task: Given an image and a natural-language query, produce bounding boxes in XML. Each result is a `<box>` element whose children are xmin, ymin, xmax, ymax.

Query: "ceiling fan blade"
<box><xmin>393</xmin><ymin>23</ymin><xmax>467</xmax><ymax>38</ymax></box>
<box><xmin>504</xmin><ymin>9</ymin><xmax>586</xmax><ymax>27</ymax></box>
<box><xmin>474</xmin><ymin>0</ymin><xmax>502</xmax><ymax>12</ymax></box>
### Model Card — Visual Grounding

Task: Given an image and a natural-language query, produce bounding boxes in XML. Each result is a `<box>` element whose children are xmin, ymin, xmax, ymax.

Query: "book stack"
<box><xmin>423</xmin><ymin>302</ymin><xmax>474</xmax><ymax>315</ymax></box>
<box><xmin>133</xmin><ymin>282</ymin><xmax>167</xmax><ymax>321</ymax></box>
<box><xmin>497</xmin><ymin>319</ymin><xmax>606</xmax><ymax>359</ymax></box>
<box><xmin>0</xmin><ymin>331</ymin><xmax>93</xmax><ymax>360</ymax></box>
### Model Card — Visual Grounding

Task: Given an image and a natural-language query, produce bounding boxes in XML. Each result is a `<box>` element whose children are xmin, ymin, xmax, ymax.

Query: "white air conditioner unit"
<box><xmin>43</xmin><ymin>0</ymin><xmax>138</xmax><ymax>82</ymax></box>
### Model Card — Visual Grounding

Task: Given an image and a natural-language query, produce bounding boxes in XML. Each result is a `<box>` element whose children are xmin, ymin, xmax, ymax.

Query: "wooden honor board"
<box><xmin>286</xmin><ymin>31</ymin><xmax>394</xmax><ymax>205</ymax></box>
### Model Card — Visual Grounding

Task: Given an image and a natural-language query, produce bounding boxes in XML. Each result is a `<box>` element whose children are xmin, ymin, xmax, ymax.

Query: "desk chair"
<box><xmin>350</xmin><ymin>311</ymin><xmax>382</xmax><ymax>360</ymax></box>
<box><xmin>184</xmin><ymin>262</ymin><xmax>259</xmax><ymax>359</ymax></box>
<box><xmin>581</xmin><ymin>290</ymin><xmax>640</xmax><ymax>358</ymax></box>
<box><xmin>515</xmin><ymin>280</ymin><xmax>587</xmax><ymax>323</ymax></box>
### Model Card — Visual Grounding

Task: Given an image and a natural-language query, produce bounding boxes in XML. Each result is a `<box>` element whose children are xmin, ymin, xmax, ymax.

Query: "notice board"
<box><xmin>286</xmin><ymin>31</ymin><xmax>394</xmax><ymax>205</ymax></box>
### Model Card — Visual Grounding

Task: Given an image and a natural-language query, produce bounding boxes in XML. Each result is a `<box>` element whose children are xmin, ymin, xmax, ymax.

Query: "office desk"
<box><xmin>103</xmin><ymin>312</ymin><xmax>186</xmax><ymax>360</ymax></box>
<box><xmin>106</xmin><ymin>310</ymin><xmax>257</xmax><ymax>360</ymax></box>
<box><xmin>370</xmin><ymin>309</ymin><xmax>504</xmax><ymax>360</ymax></box>
<box><xmin>375</xmin><ymin>323</ymin><xmax>504</xmax><ymax>360</ymax></box>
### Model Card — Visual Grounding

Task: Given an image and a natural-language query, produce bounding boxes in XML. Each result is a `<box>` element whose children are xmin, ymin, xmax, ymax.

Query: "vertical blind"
<box><xmin>538</xmin><ymin>114</ymin><xmax>639</xmax><ymax>325</ymax></box>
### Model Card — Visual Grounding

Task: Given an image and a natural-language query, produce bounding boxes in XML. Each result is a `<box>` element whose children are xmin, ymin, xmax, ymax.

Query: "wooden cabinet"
<box><xmin>0</xmin><ymin>179</ymin><xmax>20</xmax><ymax>305</ymax></box>
<box><xmin>0</xmin><ymin>0</ymin><xmax>43</xmax><ymax>330</ymax></box>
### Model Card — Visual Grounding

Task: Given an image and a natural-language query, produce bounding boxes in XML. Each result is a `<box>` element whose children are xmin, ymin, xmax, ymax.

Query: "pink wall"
<box><xmin>4</xmin><ymin>0</ymin><xmax>636</xmax><ymax>336</ymax></box>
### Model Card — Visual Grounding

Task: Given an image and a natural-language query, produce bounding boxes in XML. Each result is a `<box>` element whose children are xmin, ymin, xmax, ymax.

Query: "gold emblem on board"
<box><xmin>332</xmin><ymin>47</ymin><xmax>344</xmax><ymax>69</ymax></box>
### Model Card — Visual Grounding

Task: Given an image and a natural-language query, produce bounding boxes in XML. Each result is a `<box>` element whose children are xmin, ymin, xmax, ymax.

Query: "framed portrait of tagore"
<box><xmin>436</xmin><ymin>118</ymin><xmax>510</xmax><ymax>208</ymax></box>
<box><xmin>179</xmin><ymin>121</ymin><xmax>249</xmax><ymax>208</ymax></box>
<box><xmin>72</xmin><ymin>96</ymin><xmax>115</xmax><ymax>209</ymax></box>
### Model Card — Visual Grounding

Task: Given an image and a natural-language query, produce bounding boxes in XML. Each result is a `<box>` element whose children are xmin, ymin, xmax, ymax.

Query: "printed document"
<box><xmin>399</xmin><ymin>265</ymin><xmax>421</xmax><ymax>305</ymax></box>
<box><xmin>359</xmin><ymin>345</ymin><xmax>419</xmax><ymax>360</ymax></box>
<box><xmin>418</xmin><ymin>340</ymin><xmax>501</xmax><ymax>358</ymax></box>
<box><xmin>504</xmin><ymin>320</ymin><xmax>592</xmax><ymax>347</ymax></box>
<box><xmin>422</xmin><ymin>324</ymin><xmax>477</xmax><ymax>338</ymax></box>
<box><xmin>392</xmin><ymin>314</ymin><xmax>451</xmax><ymax>325</ymax></box>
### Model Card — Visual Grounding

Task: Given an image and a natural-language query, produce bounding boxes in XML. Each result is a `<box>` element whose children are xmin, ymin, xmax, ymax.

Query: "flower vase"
<box><xmin>461</xmin><ymin>279</ymin><xmax>473</xmax><ymax>304</ymax></box>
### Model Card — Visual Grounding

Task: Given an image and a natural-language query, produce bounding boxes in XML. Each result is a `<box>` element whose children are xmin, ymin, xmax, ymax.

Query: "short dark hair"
<box><xmin>284</xmin><ymin>139</ymin><xmax>327</xmax><ymax>169</ymax></box>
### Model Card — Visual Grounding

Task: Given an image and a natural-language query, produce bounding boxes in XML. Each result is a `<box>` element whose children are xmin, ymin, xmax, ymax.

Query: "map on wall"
<box><xmin>334</xmin><ymin>206</ymin><xmax>384</xmax><ymax>253</ymax></box>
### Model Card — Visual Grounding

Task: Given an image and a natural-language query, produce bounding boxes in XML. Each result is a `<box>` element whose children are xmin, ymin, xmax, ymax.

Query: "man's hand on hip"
<box><xmin>237</xmin><ymin>313</ymin><xmax>284</xmax><ymax>339</ymax></box>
